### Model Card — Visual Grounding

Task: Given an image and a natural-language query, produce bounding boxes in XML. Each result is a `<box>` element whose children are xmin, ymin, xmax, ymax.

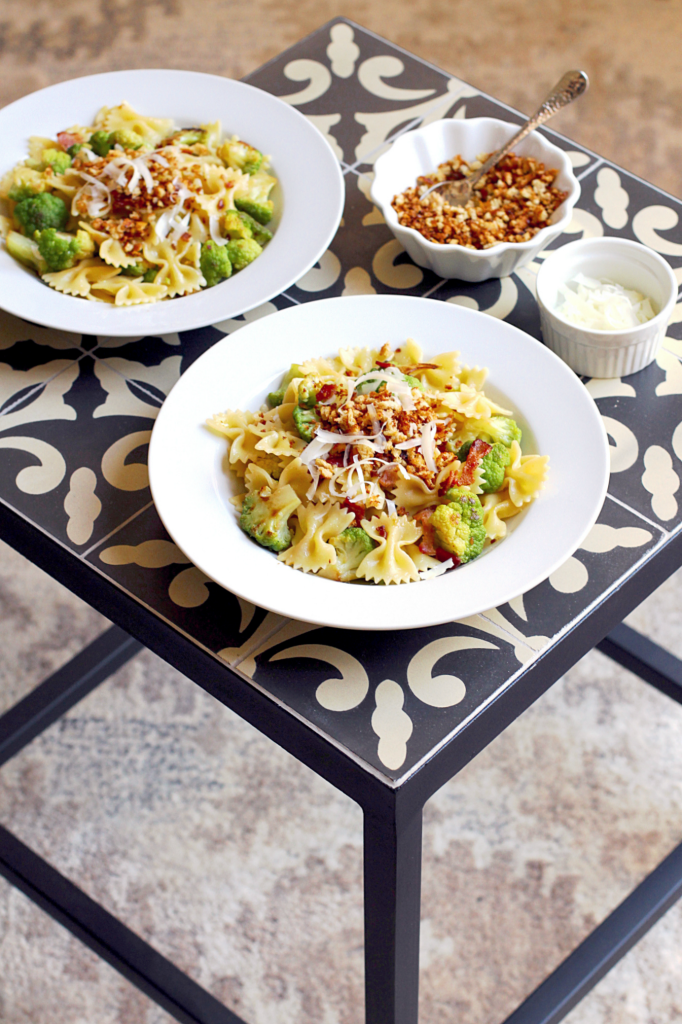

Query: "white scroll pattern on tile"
<box><xmin>448</xmin><ymin>277</ymin><xmax>519</xmax><ymax>320</ymax></box>
<box><xmin>213</xmin><ymin>302</ymin><xmax>278</xmax><ymax>336</ymax></box>
<box><xmin>295</xmin><ymin>249</ymin><xmax>342</xmax><ymax>292</ymax></box>
<box><xmin>655</xmin><ymin>348</ymin><xmax>682</xmax><ymax>396</ymax></box>
<box><xmin>549</xmin><ymin>524</ymin><xmax>653</xmax><ymax>594</ymax></box>
<box><xmin>372</xmin><ymin>680</ymin><xmax>413</xmax><ymax>770</ymax></box>
<box><xmin>271</xmin><ymin>645</ymin><xmax>369</xmax><ymax>711</ymax></box>
<box><xmin>373</xmin><ymin>239</ymin><xmax>424</xmax><ymax>289</ymax></box>
<box><xmin>64</xmin><ymin>467</ymin><xmax>101</xmax><ymax>544</ymax></box>
<box><xmin>602</xmin><ymin>416</ymin><xmax>639</xmax><ymax>473</ymax></box>
<box><xmin>0</xmin><ymin>436</ymin><xmax>66</xmax><ymax>494</ymax></box>
<box><xmin>278</xmin><ymin>59</ymin><xmax>333</xmax><ymax>105</ymax></box>
<box><xmin>633</xmin><ymin>206</ymin><xmax>682</xmax><ymax>256</ymax></box>
<box><xmin>101</xmin><ymin>431</ymin><xmax>151</xmax><ymax>491</ymax></box>
<box><xmin>168</xmin><ymin>567</ymin><xmax>212</xmax><ymax>608</ymax></box>
<box><xmin>642</xmin><ymin>445</ymin><xmax>679</xmax><ymax>520</ymax></box>
<box><xmin>358</xmin><ymin>56</ymin><xmax>435</xmax><ymax>101</ymax></box>
<box><xmin>0</xmin><ymin>363</ymin><xmax>79</xmax><ymax>433</ymax></box>
<box><xmin>327</xmin><ymin>23</ymin><xmax>360</xmax><ymax>78</ymax></box>
<box><xmin>594</xmin><ymin>167</ymin><xmax>629</xmax><ymax>229</ymax></box>
<box><xmin>407</xmin><ymin>637</ymin><xmax>497</xmax><ymax>707</ymax></box>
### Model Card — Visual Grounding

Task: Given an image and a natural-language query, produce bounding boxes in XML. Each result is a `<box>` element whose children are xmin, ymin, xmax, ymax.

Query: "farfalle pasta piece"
<box><xmin>99</xmin><ymin>237</ymin><xmax>138</xmax><ymax>268</ymax></box>
<box><xmin>42</xmin><ymin>258</ymin><xmax>120</xmax><ymax>298</ymax></box>
<box><xmin>142</xmin><ymin>239</ymin><xmax>205</xmax><ymax>298</ymax></box>
<box><xmin>338</xmin><ymin>346</ymin><xmax>375</xmax><ymax>375</ymax></box>
<box><xmin>279</xmin><ymin>503</ymin><xmax>355</xmax><ymax>573</ymax></box>
<box><xmin>245</xmin><ymin>464</ymin><xmax>277</xmax><ymax>493</ymax></box>
<box><xmin>254</xmin><ymin>429</ymin><xmax>306</xmax><ymax>458</ymax></box>
<box><xmin>416</xmin><ymin>349</ymin><xmax>461</xmax><ymax>390</ymax></box>
<box><xmin>90</xmin><ymin>278</ymin><xmax>168</xmax><ymax>306</ymax></box>
<box><xmin>505</xmin><ymin>440</ymin><xmax>549</xmax><ymax>507</ymax></box>
<box><xmin>391</xmin><ymin>473</ymin><xmax>437</xmax><ymax>515</ymax></box>
<box><xmin>95</xmin><ymin>103</ymin><xmax>173</xmax><ymax>144</ymax></box>
<box><xmin>480</xmin><ymin>491</ymin><xmax>518</xmax><ymax>542</ymax></box>
<box><xmin>440</xmin><ymin>383</ymin><xmax>496</xmax><ymax>420</ymax></box>
<box><xmin>356</xmin><ymin>513</ymin><xmax>422</xmax><ymax>585</ymax></box>
<box><xmin>277</xmin><ymin>458</ymin><xmax>313</xmax><ymax>501</ymax></box>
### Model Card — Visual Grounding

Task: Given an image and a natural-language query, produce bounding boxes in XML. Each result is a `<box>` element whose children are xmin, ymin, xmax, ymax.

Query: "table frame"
<box><xmin>2</xmin><ymin>478</ymin><xmax>682</xmax><ymax>1023</ymax></box>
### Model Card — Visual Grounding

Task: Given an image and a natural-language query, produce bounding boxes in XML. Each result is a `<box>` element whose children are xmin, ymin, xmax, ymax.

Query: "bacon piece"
<box><xmin>316</xmin><ymin>383</ymin><xmax>337</xmax><ymax>403</ymax></box>
<box><xmin>457</xmin><ymin>438</ymin><xmax>492</xmax><ymax>486</ymax></box>
<box><xmin>341</xmin><ymin>498</ymin><xmax>366</xmax><ymax>526</ymax></box>
<box><xmin>57</xmin><ymin>131</ymin><xmax>80</xmax><ymax>151</ymax></box>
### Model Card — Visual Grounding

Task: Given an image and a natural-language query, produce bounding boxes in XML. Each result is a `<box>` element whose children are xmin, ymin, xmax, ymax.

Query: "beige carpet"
<box><xmin>2</xmin><ymin>1</ymin><xmax>682</xmax><ymax>1021</ymax></box>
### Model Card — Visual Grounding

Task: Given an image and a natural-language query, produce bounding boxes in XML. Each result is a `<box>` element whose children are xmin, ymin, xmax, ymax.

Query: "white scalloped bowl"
<box><xmin>0</xmin><ymin>69</ymin><xmax>344</xmax><ymax>337</ymax></box>
<box><xmin>370</xmin><ymin>117</ymin><xmax>580</xmax><ymax>282</ymax></box>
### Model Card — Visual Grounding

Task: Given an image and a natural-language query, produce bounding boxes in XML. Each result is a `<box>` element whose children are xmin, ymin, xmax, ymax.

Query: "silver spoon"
<box><xmin>419</xmin><ymin>70</ymin><xmax>589</xmax><ymax>208</ymax></box>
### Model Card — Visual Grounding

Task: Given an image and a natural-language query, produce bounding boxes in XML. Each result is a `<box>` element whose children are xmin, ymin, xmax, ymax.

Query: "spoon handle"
<box><xmin>469</xmin><ymin>70</ymin><xmax>589</xmax><ymax>187</ymax></box>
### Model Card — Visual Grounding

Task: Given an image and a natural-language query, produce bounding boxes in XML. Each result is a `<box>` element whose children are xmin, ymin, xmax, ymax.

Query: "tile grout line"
<box><xmin>80</xmin><ymin>501</ymin><xmax>155</xmax><ymax>559</ymax></box>
<box><xmin>394</xmin><ymin>530</ymin><xmax>673</xmax><ymax>785</ymax></box>
<box><xmin>577</xmin><ymin>157</ymin><xmax>604</xmax><ymax>181</ymax></box>
<box><xmin>0</xmin><ymin>348</ymin><xmax>91</xmax><ymax>420</ymax></box>
<box><xmin>605</xmin><ymin>491</ymin><xmax>671</xmax><ymax>535</ymax></box>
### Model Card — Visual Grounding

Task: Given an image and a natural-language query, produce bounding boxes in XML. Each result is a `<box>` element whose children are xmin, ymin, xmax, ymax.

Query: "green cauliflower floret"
<box><xmin>225</xmin><ymin>238</ymin><xmax>262</xmax><ymax>271</ymax></box>
<box><xmin>14</xmin><ymin>192</ymin><xmax>69</xmax><ymax>236</ymax></box>
<box><xmin>89</xmin><ymin>130</ymin><xmax>115</xmax><ymax>157</ymax></box>
<box><xmin>292</xmin><ymin>405</ymin><xmax>319</xmax><ymax>442</ymax></box>
<box><xmin>111</xmin><ymin>129</ymin><xmax>144</xmax><ymax>150</ymax></box>
<box><xmin>200</xmin><ymin>240</ymin><xmax>233</xmax><ymax>287</ymax></box>
<box><xmin>6</xmin><ymin>230</ymin><xmax>46</xmax><ymax>273</ymax></box>
<box><xmin>239</xmin><ymin>484</ymin><xmax>300</xmax><ymax>552</ymax></box>
<box><xmin>67</xmin><ymin>143</ymin><xmax>83</xmax><ymax>158</ymax></box>
<box><xmin>480</xmin><ymin>416</ymin><xmax>522</xmax><ymax>449</ymax></box>
<box><xmin>296</xmin><ymin>377</ymin><xmax>318</xmax><ymax>409</ymax></box>
<box><xmin>331</xmin><ymin>527</ymin><xmax>377</xmax><ymax>582</ymax></box>
<box><xmin>456</xmin><ymin>440</ymin><xmax>511</xmax><ymax>493</ymax></box>
<box><xmin>41</xmin><ymin>148</ymin><xmax>72</xmax><ymax>174</ymax></box>
<box><xmin>35</xmin><ymin>228</ymin><xmax>93</xmax><ymax>272</ymax></box>
<box><xmin>169</xmin><ymin>128</ymin><xmax>206</xmax><ymax>146</ymax></box>
<box><xmin>267</xmin><ymin>363</ymin><xmax>306</xmax><ymax>407</ymax></box>
<box><xmin>8</xmin><ymin>182</ymin><xmax>42</xmax><ymax>202</ymax></box>
<box><xmin>223</xmin><ymin>139</ymin><xmax>264</xmax><ymax>175</ymax></box>
<box><xmin>121</xmin><ymin>261</ymin><xmax>157</xmax><ymax>280</ymax></box>
<box><xmin>223</xmin><ymin>210</ymin><xmax>253</xmax><ymax>240</ymax></box>
<box><xmin>431</xmin><ymin>487</ymin><xmax>486</xmax><ymax>564</ymax></box>
<box><xmin>236</xmin><ymin>210</ymin><xmax>273</xmax><ymax>245</ymax></box>
<box><xmin>234</xmin><ymin>197</ymin><xmax>274</xmax><ymax>225</ymax></box>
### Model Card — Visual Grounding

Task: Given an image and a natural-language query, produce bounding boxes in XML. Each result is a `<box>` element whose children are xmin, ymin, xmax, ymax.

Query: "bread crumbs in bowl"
<box><xmin>371</xmin><ymin>117</ymin><xmax>580</xmax><ymax>283</ymax></box>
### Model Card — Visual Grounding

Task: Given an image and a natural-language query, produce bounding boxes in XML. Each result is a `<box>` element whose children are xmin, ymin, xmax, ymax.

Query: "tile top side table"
<box><xmin>1</xmin><ymin>18</ymin><xmax>682</xmax><ymax>1024</ymax></box>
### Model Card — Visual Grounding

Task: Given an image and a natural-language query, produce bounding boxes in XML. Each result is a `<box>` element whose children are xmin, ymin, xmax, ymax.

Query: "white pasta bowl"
<box><xmin>0</xmin><ymin>69</ymin><xmax>344</xmax><ymax>337</ymax></box>
<box><xmin>370</xmin><ymin>117</ymin><xmax>580</xmax><ymax>282</ymax></box>
<box><xmin>148</xmin><ymin>294</ymin><xmax>610</xmax><ymax>632</ymax></box>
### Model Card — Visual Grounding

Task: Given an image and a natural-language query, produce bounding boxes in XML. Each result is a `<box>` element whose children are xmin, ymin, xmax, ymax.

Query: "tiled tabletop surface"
<box><xmin>2</xmin><ymin>18</ymin><xmax>682</xmax><ymax>784</ymax></box>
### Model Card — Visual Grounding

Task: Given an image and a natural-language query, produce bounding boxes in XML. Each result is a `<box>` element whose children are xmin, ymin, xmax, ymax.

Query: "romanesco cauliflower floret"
<box><xmin>331</xmin><ymin>527</ymin><xmax>377</xmax><ymax>582</ymax></box>
<box><xmin>239</xmin><ymin>485</ymin><xmax>301</xmax><ymax>552</ymax></box>
<box><xmin>480</xmin><ymin>416</ymin><xmax>522</xmax><ymax>448</ymax></box>
<box><xmin>41</xmin><ymin>148</ymin><xmax>72</xmax><ymax>174</ymax></box>
<box><xmin>225</xmin><ymin>238</ymin><xmax>262</xmax><ymax>271</ymax></box>
<box><xmin>14</xmin><ymin>193</ymin><xmax>69</xmax><ymax>236</ymax></box>
<box><xmin>35</xmin><ymin>228</ymin><xmax>93</xmax><ymax>272</ymax></box>
<box><xmin>199</xmin><ymin>241</ymin><xmax>232</xmax><ymax>287</ymax></box>
<box><xmin>431</xmin><ymin>488</ymin><xmax>486</xmax><ymax>564</ymax></box>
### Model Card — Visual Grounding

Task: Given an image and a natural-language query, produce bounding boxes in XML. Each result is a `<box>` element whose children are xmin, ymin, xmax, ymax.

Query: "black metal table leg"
<box><xmin>363</xmin><ymin>796</ymin><xmax>423</xmax><ymax>1024</ymax></box>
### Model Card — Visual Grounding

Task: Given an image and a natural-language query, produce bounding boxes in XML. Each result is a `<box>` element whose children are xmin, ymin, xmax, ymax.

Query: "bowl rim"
<box><xmin>370</xmin><ymin>115</ymin><xmax>581</xmax><ymax>258</ymax></box>
<box><xmin>535</xmin><ymin>235</ymin><xmax>678</xmax><ymax>338</ymax></box>
<box><xmin>0</xmin><ymin>68</ymin><xmax>345</xmax><ymax>337</ymax></box>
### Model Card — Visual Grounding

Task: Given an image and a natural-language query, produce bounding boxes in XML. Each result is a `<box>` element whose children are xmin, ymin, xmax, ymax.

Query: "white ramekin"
<box><xmin>536</xmin><ymin>238</ymin><xmax>678</xmax><ymax>378</ymax></box>
<box><xmin>370</xmin><ymin>117</ymin><xmax>580</xmax><ymax>282</ymax></box>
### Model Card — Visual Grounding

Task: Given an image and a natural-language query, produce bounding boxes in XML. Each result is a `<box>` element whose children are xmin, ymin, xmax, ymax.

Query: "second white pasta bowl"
<box><xmin>370</xmin><ymin>117</ymin><xmax>580</xmax><ymax>282</ymax></box>
<box><xmin>0</xmin><ymin>69</ymin><xmax>344</xmax><ymax>336</ymax></box>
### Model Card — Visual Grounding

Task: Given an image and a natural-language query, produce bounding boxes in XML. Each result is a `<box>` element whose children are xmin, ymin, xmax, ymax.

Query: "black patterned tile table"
<box><xmin>1</xmin><ymin>19</ymin><xmax>682</xmax><ymax>1024</ymax></box>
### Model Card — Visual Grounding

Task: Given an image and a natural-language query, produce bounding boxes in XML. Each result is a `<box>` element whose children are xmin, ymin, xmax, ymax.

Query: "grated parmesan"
<box><xmin>556</xmin><ymin>273</ymin><xmax>656</xmax><ymax>330</ymax></box>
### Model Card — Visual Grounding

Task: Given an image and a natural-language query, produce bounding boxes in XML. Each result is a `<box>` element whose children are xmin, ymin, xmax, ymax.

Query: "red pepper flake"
<box><xmin>376</xmin><ymin>525</ymin><xmax>387</xmax><ymax>538</ymax></box>
<box><xmin>341</xmin><ymin>498</ymin><xmax>365</xmax><ymax>526</ymax></box>
<box><xmin>217</xmin><ymin>198</ymin><xmax>225</xmax><ymax>210</ymax></box>
<box><xmin>376</xmin><ymin>360</ymin><xmax>396</xmax><ymax>369</ymax></box>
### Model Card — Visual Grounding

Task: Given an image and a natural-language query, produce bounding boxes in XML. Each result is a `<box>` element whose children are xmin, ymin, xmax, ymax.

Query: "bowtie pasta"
<box><xmin>208</xmin><ymin>339</ymin><xmax>549</xmax><ymax>585</ymax></box>
<box><xmin>0</xmin><ymin>103</ymin><xmax>276</xmax><ymax>305</ymax></box>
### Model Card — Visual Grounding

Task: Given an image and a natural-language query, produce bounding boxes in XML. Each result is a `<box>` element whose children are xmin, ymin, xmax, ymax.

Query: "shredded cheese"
<box><xmin>556</xmin><ymin>273</ymin><xmax>656</xmax><ymax>330</ymax></box>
